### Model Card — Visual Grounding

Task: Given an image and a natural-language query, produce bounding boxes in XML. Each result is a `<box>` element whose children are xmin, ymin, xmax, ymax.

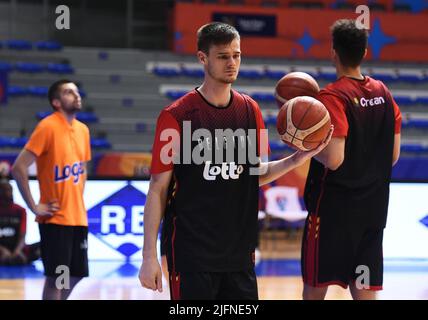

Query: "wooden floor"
<box><xmin>1</xmin><ymin>233</ymin><xmax>427</xmax><ymax>300</ymax></box>
<box><xmin>1</xmin><ymin>272</ymin><xmax>428</xmax><ymax>300</ymax></box>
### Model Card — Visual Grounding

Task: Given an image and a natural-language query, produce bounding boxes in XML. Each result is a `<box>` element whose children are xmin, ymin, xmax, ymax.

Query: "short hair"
<box><xmin>197</xmin><ymin>22</ymin><xmax>240</xmax><ymax>54</ymax></box>
<box><xmin>331</xmin><ymin>19</ymin><xmax>368</xmax><ymax>68</ymax></box>
<box><xmin>48</xmin><ymin>79</ymin><xmax>75</xmax><ymax>109</ymax></box>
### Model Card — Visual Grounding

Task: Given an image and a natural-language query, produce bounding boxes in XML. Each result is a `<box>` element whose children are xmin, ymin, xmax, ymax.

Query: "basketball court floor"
<box><xmin>1</xmin><ymin>259</ymin><xmax>427</xmax><ymax>300</ymax></box>
<box><xmin>1</xmin><ymin>234</ymin><xmax>427</xmax><ymax>300</ymax></box>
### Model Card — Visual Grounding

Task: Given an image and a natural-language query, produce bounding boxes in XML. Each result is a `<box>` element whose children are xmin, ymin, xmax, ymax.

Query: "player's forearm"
<box><xmin>142</xmin><ymin>187</ymin><xmax>167</xmax><ymax>260</ymax></box>
<box><xmin>11</xmin><ymin>164</ymin><xmax>36</xmax><ymax>213</ymax></box>
<box><xmin>259</xmin><ymin>154</ymin><xmax>298</xmax><ymax>186</ymax></box>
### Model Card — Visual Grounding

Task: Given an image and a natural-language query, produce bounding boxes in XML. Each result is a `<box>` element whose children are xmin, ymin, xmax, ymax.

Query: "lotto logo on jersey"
<box><xmin>203</xmin><ymin>161</ymin><xmax>244</xmax><ymax>181</ymax></box>
<box><xmin>0</xmin><ymin>227</ymin><xmax>15</xmax><ymax>237</ymax></box>
<box><xmin>87</xmin><ymin>184</ymin><xmax>147</xmax><ymax>257</ymax></box>
<box><xmin>54</xmin><ymin>162</ymin><xmax>85</xmax><ymax>184</ymax></box>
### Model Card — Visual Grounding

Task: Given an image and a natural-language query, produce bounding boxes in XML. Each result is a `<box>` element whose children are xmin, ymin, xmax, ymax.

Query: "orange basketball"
<box><xmin>274</xmin><ymin>72</ymin><xmax>320</xmax><ymax>108</ymax></box>
<box><xmin>277</xmin><ymin>96</ymin><xmax>331</xmax><ymax>151</ymax></box>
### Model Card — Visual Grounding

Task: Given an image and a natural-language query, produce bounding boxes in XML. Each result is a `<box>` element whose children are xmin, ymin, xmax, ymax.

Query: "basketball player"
<box><xmin>0</xmin><ymin>177</ymin><xmax>40</xmax><ymax>265</ymax></box>
<box><xmin>301</xmin><ymin>19</ymin><xmax>402</xmax><ymax>300</ymax></box>
<box><xmin>139</xmin><ymin>22</ymin><xmax>333</xmax><ymax>300</ymax></box>
<box><xmin>12</xmin><ymin>80</ymin><xmax>91</xmax><ymax>300</ymax></box>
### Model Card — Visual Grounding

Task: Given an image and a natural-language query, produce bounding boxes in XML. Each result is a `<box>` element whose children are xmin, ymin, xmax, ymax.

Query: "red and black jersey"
<box><xmin>304</xmin><ymin>76</ymin><xmax>401</xmax><ymax>228</ymax></box>
<box><xmin>151</xmin><ymin>89</ymin><xmax>268</xmax><ymax>272</ymax></box>
<box><xmin>0</xmin><ymin>204</ymin><xmax>26</xmax><ymax>252</ymax></box>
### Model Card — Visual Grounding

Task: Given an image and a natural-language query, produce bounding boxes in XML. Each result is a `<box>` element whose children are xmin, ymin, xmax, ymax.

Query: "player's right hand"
<box><xmin>139</xmin><ymin>257</ymin><xmax>163</xmax><ymax>292</ymax></box>
<box><xmin>34</xmin><ymin>200</ymin><xmax>59</xmax><ymax>217</ymax></box>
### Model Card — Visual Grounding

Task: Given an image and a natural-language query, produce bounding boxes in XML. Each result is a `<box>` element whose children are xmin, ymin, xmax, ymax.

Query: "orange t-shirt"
<box><xmin>25</xmin><ymin>112</ymin><xmax>91</xmax><ymax>226</ymax></box>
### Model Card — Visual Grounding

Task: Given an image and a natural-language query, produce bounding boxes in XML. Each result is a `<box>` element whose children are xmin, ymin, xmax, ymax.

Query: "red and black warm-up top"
<box><xmin>304</xmin><ymin>76</ymin><xmax>402</xmax><ymax>228</ymax></box>
<box><xmin>151</xmin><ymin>89</ymin><xmax>269</xmax><ymax>272</ymax></box>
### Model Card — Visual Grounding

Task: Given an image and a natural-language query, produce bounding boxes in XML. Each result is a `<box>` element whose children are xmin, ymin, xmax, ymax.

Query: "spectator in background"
<box><xmin>0</xmin><ymin>177</ymin><xmax>40</xmax><ymax>265</ymax></box>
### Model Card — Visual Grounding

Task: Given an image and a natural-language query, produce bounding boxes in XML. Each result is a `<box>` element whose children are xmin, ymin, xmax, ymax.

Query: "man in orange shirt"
<box><xmin>12</xmin><ymin>79</ymin><xmax>91</xmax><ymax>300</ymax></box>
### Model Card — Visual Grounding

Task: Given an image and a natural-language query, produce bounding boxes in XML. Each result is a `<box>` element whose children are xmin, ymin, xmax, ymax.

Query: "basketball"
<box><xmin>276</xmin><ymin>96</ymin><xmax>331</xmax><ymax>151</ymax></box>
<box><xmin>274</xmin><ymin>72</ymin><xmax>320</xmax><ymax>108</ymax></box>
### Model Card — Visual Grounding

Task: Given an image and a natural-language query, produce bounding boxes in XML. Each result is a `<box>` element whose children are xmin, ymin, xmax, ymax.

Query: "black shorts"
<box><xmin>302</xmin><ymin>181</ymin><xmax>388</xmax><ymax>290</ymax></box>
<box><xmin>39</xmin><ymin>223</ymin><xmax>89</xmax><ymax>278</ymax></box>
<box><xmin>301</xmin><ymin>211</ymin><xmax>384</xmax><ymax>290</ymax></box>
<box><xmin>169</xmin><ymin>269</ymin><xmax>258</xmax><ymax>300</ymax></box>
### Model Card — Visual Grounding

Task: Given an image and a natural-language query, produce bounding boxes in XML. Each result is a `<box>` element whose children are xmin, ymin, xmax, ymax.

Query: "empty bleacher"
<box><xmin>0</xmin><ymin>43</ymin><xmax>108</xmax><ymax>151</ymax></box>
<box><xmin>148</xmin><ymin>58</ymin><xmax>428</xmax><ymax>156</ymax></box>
<box><xmin>1</xmin><ymin>44</ymin><xmax>428</xmax><ymax>172</ymax></box>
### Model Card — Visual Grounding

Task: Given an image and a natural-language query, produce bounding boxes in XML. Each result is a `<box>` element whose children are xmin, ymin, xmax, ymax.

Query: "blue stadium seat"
<box><xmin>265</xmin><ymin>69</ymin><xmax>286</xmax><ymax>80</ymax></box>
<box><xmin>370</xmin><ymin>73</ymin><xmax>397</xmax><ymax>82</ymax></box>
<box><xmin>153</xmin><ymin>66</ymin><xmax>181</xmax><ymax>77</ymax></box>
<box><xmin>269</xmin><ymin>140</ymin><xmax>293</xmax><ymax>152</ymax></box>
<box><xmin>0</xmin><ymin>136</ymin><xmax>28</xmax><ymax>148</ymax></box>
<box><xmin>269</xmin><ymin>140</ymin><xmax>428</xmax><ymax>155</ymax></box>
<box><xmin>98</xmin><ymin>51</ymin><xmax>109</xmax><ymax>60</ymax></box>
<box><xmin>239</xmin><ymin>69</ymin><xmax>264</xmax><ymax>80</ymax></box>
<box><xmin>0</xmin><ymin>62</ymin><xmax>13</xmax><ymax>72</ymax></box>
<box><xmin>6</xmin><ymin>40</ymin><xmax>32</xmax><ymax>50</ymax></box>
<box><xmin>14</xmin><ymin>62</ymin><xmax>44</xmax><ymax>73</ymax></box>
<box><xmin>7</xmin><ymin>86</ymin><xmax>29</xmax><ymax>96</ymax></box>
<box><xmin>35</xmin><ymin>41</ymin><xmax>63</xmax><ymax>51</ymax></box>
<box><xmin>47</xmin><ymin>63</ymin><xmax>74</xmax><ymax>74</ymax></box>
<box><xmin>91</xmin><ymin>138</ymin><xmax>111</xmax><ymax>149</ymax></box>
<box><xmin>36</xmin><ymin>111</ymin><xmax>52</xmax><ymax>119</ymax></box>
<box><xmin>28</xmin><ymin>86</ymin><xmax>48</xmax><ymax>97</ymax></box>
<box><xmin>136</xmin><ymin>123</ymin><xmax>147</xmax><ymax>133</ymax></box>
<box><xmin>165</xmin><ymin>90</ymin><xmax>187</xmax><ymax>100</ymax></box>
<box><xmin>415</xmin><ymin>97</ymin><xmax>428</xmax><ymax>105</ymax></box>
<box><xmin>37</xmin><ymin>111</ymin><xmax>98</xmax><ymax>123</ymax></box>
<box><xmin>317</xmin><ymin>71</ymin><xmax>337</xmax><ymax>81</ymax></box>
<box><xmin>122</xmin><ymin>98</ymin><xmax>134</xmax><ymax>107</ymax></box>
<box><xmin>251</xmin><ymin>92</ymin><xmax>275</xmax><ymax>102</ymax></box>
<box><xmin>76</xmin><ymin>112</ymin><xmax>98</xmax><ymax>123</ymax></box>
<box><xmin>396</xmin><ymin>74</ymin><xmax>425</xmax><ymax>84</ymax></box>
<box><xmin>401</xmin><ymin>143</ymin><xmax>428</xmax><ymax>153</ymax></box>
<box><xmin>0</xmin><ymin>137</ymin><xmax>110</xmax><ymax>149</ymax></box>
<box><xmin>263</xmin><ymin>114</ymin><xmax>277</xmax><ymax>126</ymax></box>
<box><xmin>402</xmin><ymin>119</ymin><xmax>428</xmax><ymax>129</ymax></box>
<box><xmin>181</xmin><ymin>67</ymin><xmax>204</xmax><ymax>78</ymax></box>
<box><xmin>394</xmin><ymin>96</ymin><xmax>414</xmax><ymax>105</ymax></box>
